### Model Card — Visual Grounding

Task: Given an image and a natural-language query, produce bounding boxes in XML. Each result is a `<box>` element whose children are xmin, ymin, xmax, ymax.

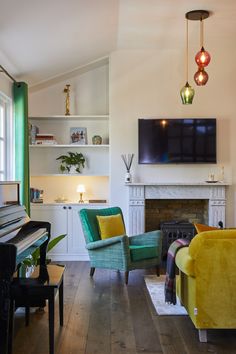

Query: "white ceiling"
<box><xmin>0</xmin><ymin>0</ymin><xmax>236</xmax><ymax>86</ymax></box>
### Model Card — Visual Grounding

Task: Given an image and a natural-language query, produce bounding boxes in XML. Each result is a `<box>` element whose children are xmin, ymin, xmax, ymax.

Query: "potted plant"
<box><xmin>22</xmin><ymin>234</ymin><xmax>67</xmax><ymax>276</ymax></box>
<box><xmin>56</xmin><ymin>151</ymin><xmax>85</xmax><ymax>173</ymax></box>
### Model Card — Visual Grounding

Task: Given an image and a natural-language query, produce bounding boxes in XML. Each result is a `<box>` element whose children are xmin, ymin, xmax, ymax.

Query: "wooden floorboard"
<box><xmin>12</xmin><ymin>262</ymin><xmax>236</xmax><ymax>354</ymax></box>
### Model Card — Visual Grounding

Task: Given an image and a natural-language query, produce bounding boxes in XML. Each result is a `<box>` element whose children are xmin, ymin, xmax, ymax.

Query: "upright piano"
<box><xmin>0</xmin><ymin>181</ymin><xmax>50</xmax><ymax>354</ymax></box>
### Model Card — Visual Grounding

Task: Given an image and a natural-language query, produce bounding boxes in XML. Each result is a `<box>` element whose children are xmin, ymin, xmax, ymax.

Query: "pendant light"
<box><xmin>194</xmin><ymin>67</ymin><xmax>209</xmax><ymax>86</ymax></box>
<box><xmin>195</xmin><ymin>18</ymin><xmax>211</xmax><ymax>68</ymax></box>
<box><xmin>185</xmin><ymin>10</ymin><xmax>211</xmax><ymax>87</ymax></box>
<box><xmin>180</xmin><ymin>18</ymin><xmax>195</xmax><ymax>104</ymax></box>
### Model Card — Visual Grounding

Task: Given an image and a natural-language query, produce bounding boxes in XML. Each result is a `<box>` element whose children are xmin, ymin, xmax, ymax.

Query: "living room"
<box><xmin>1</xmin><ymin>1</ymin><xmax>236</xmax><ymax>353</ymax></box>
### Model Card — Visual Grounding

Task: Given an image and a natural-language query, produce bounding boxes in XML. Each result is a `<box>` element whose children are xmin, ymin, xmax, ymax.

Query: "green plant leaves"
<box><xmin>56</xmin><ymin>151</ymin><xmax>85</xmax><ymax>173</ymax></box>
<box><xmin>22</xmin><ymin>234</ymin><xmax>67</xmax><ymax>267</ymax></box>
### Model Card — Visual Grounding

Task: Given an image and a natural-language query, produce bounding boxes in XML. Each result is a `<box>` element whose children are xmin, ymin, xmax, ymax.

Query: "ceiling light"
<box><xmin>186</xmin><ymin>10</ymin><xmax>211</xmax><ymax>87</ymax></box>
<box><xmin>180</xmin><ymin>17</ymin><xmax>195</xmax><ymax>104</ymax></box>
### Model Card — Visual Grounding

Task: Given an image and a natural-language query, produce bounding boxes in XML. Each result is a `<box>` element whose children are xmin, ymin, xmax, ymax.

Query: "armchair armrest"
<box><xmin>86</xmin><ymin>235</ymin><xmax>129</xmax><ymax>250</ymax></box>
<box><xmin>175</xmin><ymin>247</ymin><xmax>195</xmax><ymax>277</ymax></box>
<box><xmin>129</xmin><ymin>230</ymin><xmax>162</xmax><ymax>247</ymax></box>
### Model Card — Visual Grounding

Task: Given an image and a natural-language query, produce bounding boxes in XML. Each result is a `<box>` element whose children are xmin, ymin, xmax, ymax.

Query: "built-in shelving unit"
<box><xmin>29</xmin><ymin>114</ymin><xmax>110</xmax><ymax>176</ymax></box>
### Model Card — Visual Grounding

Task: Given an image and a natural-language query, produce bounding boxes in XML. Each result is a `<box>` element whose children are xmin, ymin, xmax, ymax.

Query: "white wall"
<box><xmin>29</xmin><ymin>65</ymin><xmax>108</xmax><ymax>116</ymax></box>
<box><xmin>109</xmin><ymin>46</ymin><xmax>236</xmax><ymax>227</ymax></box>
<box><xmin>0</xmin><ymin>76</ymin><xmax>13</xmax><ymax>98</ymax></box>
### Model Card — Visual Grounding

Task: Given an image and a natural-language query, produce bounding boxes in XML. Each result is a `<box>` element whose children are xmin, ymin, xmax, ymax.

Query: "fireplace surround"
<box><xmin>127</xmin><ymin>183</ymin><xmax>228</xmax><ymax>235</ymax></box>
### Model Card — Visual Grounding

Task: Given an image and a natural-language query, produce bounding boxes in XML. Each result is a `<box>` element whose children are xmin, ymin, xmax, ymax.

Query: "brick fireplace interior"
<box><xmin>145</xmin><ymin>199</ymin><xmax>209</xmax><ymax>232</ymax></box>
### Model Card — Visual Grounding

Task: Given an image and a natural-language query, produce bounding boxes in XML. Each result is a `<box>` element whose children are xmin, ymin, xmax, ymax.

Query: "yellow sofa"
<box><xmin>175</xmin><ymin>229</ymin><xmax>236</xmax><ymax>342</ymax></box>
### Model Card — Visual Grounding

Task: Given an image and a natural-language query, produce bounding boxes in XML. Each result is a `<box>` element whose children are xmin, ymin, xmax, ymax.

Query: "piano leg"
<box><xmin>8</xmin><ymin>299</ymin><xmax>15</xmax><ymax>354</ymax></box>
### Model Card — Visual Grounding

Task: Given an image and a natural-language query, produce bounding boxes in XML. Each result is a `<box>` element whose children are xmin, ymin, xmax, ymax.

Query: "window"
<box><xmin>0</xmin><ymin>92</ymin><xmax>14</xmax><ymax>181</ymax></box>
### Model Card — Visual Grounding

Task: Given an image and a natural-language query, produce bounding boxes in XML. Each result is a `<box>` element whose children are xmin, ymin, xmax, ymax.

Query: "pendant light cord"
<box><xmin>200</xmin><ymin>18</ymin><xmax>204</xmax><ymax>48</ymax></box>
<box><xmin>186</xmin><ymin>18</ymin><xmax>189</xmax><ymax>82</ymax></box>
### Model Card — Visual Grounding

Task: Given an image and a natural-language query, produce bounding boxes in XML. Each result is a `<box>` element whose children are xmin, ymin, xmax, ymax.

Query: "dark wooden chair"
<box><xmin>9</xmin><ymin>264</ymin><xmax>65</xmax><ymax>354</ymax></box>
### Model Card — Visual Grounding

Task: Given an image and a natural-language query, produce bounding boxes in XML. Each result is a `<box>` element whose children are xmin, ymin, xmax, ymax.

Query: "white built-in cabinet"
<box><xmin>31</xmin><ymin>203</ymin><xmax>107</xmax><ymax>261</ymax></box>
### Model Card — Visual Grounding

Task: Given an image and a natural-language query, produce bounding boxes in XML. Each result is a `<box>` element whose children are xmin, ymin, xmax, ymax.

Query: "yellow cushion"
<box><xmin>96</xmin><ymin>214</ymin><xmax>125</xmax><ymax>240</ymax></box>
<box><xmin>194</xmin><ymin>223</ymin><xmax>218</xmax><ymax>234</ymax></box>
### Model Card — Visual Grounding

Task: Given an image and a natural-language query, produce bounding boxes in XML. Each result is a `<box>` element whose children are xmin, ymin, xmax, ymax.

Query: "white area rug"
<box><xmin>144</xmin><ymin>275</ymin><xmax>187</xmax><ymax>316</ymax></box>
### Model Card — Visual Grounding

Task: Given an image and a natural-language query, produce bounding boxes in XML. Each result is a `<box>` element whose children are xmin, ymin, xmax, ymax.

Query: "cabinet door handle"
<box><xmin>63</xmin><ymin>206</ymin><xmax>67</xmax><ymax>209</ymax></box>
<box><xmin>68</xmin><ymin>206</ymin><xmax>72</xmax><ymax>210</ymax></box>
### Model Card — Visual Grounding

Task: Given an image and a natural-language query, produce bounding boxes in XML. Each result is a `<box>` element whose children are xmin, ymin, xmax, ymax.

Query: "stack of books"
<box><xmin>35</xmin><ymin>134</ymin><xmax>57</xmax><ymax>145</ymax></box>
<box><xmin>30</xmin><ymin>188</ymin><xmax>44</xmax><ymax>203</ymax></box>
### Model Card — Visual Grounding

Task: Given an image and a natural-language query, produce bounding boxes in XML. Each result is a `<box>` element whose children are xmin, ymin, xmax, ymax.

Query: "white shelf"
<box><xmin>29</xmin><ymin>115</ymin><xmax>109</xmax><ymax>120</ymax></box>
<box><xmin>30</xmin><ymin>144</ymin><xmax>109</xmax><ymax>148</ymax></box>
<box><xmin>30</xmin><ymin>173</ymin><xmax>109</xmax><ymax>177</ymax></box>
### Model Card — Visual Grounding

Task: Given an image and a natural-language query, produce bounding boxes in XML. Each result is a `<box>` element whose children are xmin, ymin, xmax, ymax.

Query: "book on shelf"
<box><xmin>35</xmin><ymin>140</ymin><xmax>58</xmax><ymax>145</ymax></box>
<box><xmin>36</xmin><ymin>134</ymin><xmax>55</xmax><ymax>139</ymax></box>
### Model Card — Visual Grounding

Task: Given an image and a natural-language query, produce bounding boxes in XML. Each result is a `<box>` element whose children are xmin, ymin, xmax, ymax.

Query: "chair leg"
<box><xmin>156</xmin><ymin>265</ymin><xmax>160</xmax><ymax>277</ymax></box>
<box><xmin>90</xmin><ymin>267</ymin><xmax>95</xmax><ymax>277</ymax></box>
<box><xmin>125</xmin><ymin>271</ymin><xmax>129</xmax><ymax>285</ymax></box>
<box><xmin>198</xmin><ymin>329</ymin><xmax>207</xmax><ymax>342</ymax></box>
<box><xmin>59</xmin><ymin>279</ymin><xmax>64</xmax><ymax>327</ymax></box>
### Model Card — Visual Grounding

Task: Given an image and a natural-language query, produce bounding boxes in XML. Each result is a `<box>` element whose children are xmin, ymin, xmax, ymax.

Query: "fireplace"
<box><xmin>127</xmin><ymin>183</ymin><xmax>227</xmax><ymax>236</ymax></box>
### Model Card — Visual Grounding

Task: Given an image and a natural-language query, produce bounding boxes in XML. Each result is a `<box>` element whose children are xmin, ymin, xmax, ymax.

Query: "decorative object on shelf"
<box><xmin>56</xmin><ymin>151</ymin><xmax>85</xmax><ymax>173</ymax></box>
<box><xmin>77</xmin><ymin>184</ymin><xmax>86</xmax><ymax>203</ymax></box>
<box><xmin>54</xmin><ymin>196</ymin><xmax>68</xmax><ymax>203</ymax></box>
<box><xmin>218</xmin><ymin>165</ymin><xmax>224</xmax><ymax>182</ymax></box>
<box><xmin>207</xmin><ymin>173</ymin><xmax>215</xmax><ymax>182</ymax></box>
<box><xmin>185</xmin><ymin>10</ymin><xmax>211</xmax><ymax>86</ymax></box>
<box><xmin>30</xmin><ymin>125</ymin><xmax>39</xmax><ymax>144</ymax></box>
<box><xmin>70</xmin><ymin>127</ymin><xmax>87</xmax><ymax>145</ymax></box>
<box><xmin>92</xmin><ymin>135</ymin><xmax>102</xmax><ymax>145</ymax></box>
<box><xmin>63</xmin><ymin>84</ymin><xmax>71</xmax><ymax>116</ymax></box>
<box><xmin>180</xmin><ymin>15</ymin><xmax>195</xmax><ymax>104</ymax></box>
<box><xmin>121</xmin><ymin>153</ymin><xmax>134</xmax><ymax>183</ymax></box>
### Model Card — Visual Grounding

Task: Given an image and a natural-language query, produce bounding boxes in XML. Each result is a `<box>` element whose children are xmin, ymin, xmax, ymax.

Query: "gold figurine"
<box><xmin>63</xmin><ymin>84</ymin><xmax>71</xmax><ymax>116</ymax></box>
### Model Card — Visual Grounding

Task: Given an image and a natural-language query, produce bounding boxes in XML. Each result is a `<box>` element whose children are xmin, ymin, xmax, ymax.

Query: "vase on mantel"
<box><xmin>125</xmin><ymin>171</ymin><xmax>132</xmax><ymax>183</ymax></box>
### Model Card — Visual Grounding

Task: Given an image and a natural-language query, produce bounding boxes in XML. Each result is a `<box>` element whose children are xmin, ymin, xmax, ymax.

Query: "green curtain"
<box><xmin>13</xmin><ymin>82</ymin><xmax>30</xmax><ymax>215</ymax></box>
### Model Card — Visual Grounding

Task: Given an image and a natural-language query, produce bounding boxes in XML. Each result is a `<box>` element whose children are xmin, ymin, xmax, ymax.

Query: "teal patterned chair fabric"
<box><xmin>79</xmin><ymin>207</ymin><xmax>162</xmax><ymax>284</ymax></box>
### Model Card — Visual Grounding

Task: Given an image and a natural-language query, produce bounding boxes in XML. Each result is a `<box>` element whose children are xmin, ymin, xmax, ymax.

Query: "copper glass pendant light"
<box><xmin>186</xmin><ymin>10</ymin><xmax>211</xmax><ymax>86</ymax></box>
<box><xmin>180</xmin><ymin>17</ymin><xmax>195</xmax><ymax>104</ymax></box>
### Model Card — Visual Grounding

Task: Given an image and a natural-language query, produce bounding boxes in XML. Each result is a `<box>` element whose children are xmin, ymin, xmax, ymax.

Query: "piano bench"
<box><xmin>9</xmin><ymin>264</ymin><xmax>65</xmax><ymax>354</ymax></box>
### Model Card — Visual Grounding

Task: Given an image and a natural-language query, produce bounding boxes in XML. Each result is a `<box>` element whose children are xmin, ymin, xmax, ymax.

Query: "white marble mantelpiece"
<box><xmin>127</xmin><ymin>182</ymin><xmax>229</xmax><ymax>235</ymax></box>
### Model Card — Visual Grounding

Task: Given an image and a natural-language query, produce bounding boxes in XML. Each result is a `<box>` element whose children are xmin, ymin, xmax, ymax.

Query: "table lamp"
<box><xmin>77</xmin><ymin>184</ymin><xmax>85</xmax><ymax>203</ymax></box>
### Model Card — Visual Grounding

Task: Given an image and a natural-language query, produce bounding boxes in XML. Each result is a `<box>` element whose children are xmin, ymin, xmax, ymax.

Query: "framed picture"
<box><xmin>70</xmin><ymin>127</ymin><xmax>87</xmax><ymax>145</ymax></box>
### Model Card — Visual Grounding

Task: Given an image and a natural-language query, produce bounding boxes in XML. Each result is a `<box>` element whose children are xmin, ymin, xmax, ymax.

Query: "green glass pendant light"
<box><xmin>180</xmin><ymin>17</ymin><xmax>195</xmax><ymax>104</ymax></box>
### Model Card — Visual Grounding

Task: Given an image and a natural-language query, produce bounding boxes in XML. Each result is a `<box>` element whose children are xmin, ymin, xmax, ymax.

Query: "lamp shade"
<box><xmin>76</xmin><ymin>184</ymin><xmax>85</xmax><ymax>193</ymax></box>
<box><xmin>180</xmin><ymin>82</ymin><xmax>195</xmax><ymax>104</ymax></box>
<box><xmin>195</xmin><ymin>47</ymin><xmax>211</xmax><ymax>67</ymax></box>
<box><xmin>194</xmin><ymin>67</ymin><xmax>209</xmax><ymax>86</ymax></box>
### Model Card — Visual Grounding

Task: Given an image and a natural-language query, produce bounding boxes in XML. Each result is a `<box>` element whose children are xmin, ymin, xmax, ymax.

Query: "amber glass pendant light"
<box><xmin>186</xmin><ymin>10</ymin><xmax>211</xmax><ymax>86</ymax></box>
<box><xmin>195</xmin><ymin>18</ymin><xmax>211</xmax><ymax>68</ymax></box>
<box><xmin>180</xmin><ymin>18</ymin><xmax>195</xmax><ymax>104</ymax></box>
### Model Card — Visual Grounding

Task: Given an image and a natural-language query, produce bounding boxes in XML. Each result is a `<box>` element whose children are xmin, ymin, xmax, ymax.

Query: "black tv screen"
<box><xmin>138</xmin><ymin>118</ymin><xmax>216</xmax><ymax>164</ymax></box>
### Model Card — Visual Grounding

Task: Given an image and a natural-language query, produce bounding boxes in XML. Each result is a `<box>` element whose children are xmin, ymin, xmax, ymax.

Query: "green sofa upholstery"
<box><xmin>175</xmin><ymin>229</ymin><xmax>236</xmax><ymax>342</ymax></box>
<box><xmin>79</xmin><ymin>207</ymin><xmax>162</xmax><ymax>284</ymax></box>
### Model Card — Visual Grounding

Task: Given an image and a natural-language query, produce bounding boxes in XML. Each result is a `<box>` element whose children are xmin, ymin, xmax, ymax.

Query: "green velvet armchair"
<box><xmin>79</xmin><ymin>207</ymin><xmax>162</xmax><ymax>284</ymax></box>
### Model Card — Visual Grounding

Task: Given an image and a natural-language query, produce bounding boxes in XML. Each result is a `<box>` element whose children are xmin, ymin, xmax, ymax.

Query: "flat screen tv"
<box><xmin>138</xmin><ymin>118</ymin><xmax>216</xmax><ymax>164</ymax></box>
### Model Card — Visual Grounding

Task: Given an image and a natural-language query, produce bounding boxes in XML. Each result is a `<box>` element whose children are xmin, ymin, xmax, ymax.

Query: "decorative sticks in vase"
<box><xmin>121</xmin><ymin>154</ymin><xmax>134</xmax><ymax>183</ymax></box>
